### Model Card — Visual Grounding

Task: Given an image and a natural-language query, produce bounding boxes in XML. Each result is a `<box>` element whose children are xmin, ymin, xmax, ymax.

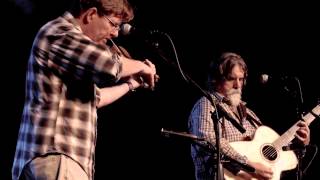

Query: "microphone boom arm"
<box><xmin>150</xmin><ymin>32</ymin><xmax>223</xmax><ymax>180</ymax></box>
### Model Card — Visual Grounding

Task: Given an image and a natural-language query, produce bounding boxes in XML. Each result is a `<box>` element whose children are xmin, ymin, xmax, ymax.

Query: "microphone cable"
<box><xmin>303</xmin><ymin>144</ymin><xmax>318</xmax><ymax>175</ymax></box>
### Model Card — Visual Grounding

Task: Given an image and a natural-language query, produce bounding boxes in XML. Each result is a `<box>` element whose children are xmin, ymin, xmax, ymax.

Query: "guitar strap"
<box><xmin>246</xmin><ymin>116</ymin><xmax>260</xmax><ymax>128</ymax></box>
<box><xmin>245</xmin><ymin>108</ymin><xmax>262</xmax><ymax>127</ymax></box>
<box><xmin>216</xmin><ymin>103</ymin><xmax>246</xmax><ymax>134</ymax></box>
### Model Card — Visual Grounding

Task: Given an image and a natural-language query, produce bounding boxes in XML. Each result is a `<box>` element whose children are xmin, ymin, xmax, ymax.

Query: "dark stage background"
<box><xmin>2</xmin><ymin>0</ymin><xmax>319</xmax><ymax>179</ymax></box>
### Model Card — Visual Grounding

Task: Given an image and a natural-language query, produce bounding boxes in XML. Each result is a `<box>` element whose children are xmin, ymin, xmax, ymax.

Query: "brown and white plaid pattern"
<box><xmin>12</xmin><ymin>12</ymin><xmax>121</xmax><ymax>180</ymax></box>
<box><xmin>188</xmin><ymin>93</ymin><xmax>261</xmax><ymax>179</ymax></box>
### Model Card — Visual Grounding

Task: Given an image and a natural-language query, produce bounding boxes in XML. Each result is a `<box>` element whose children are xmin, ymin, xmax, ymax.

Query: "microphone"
<box><xmin>161</xmin><ymin>128</ymin><xmax>204</xmax><ymax>141</ymax></box>
<box><xmin>260</xmin><ymin>74</ymin><xmax>270</xmax><ymax>84</ymax></box>
<box><xmin>259</xmin><ymin>73</ymin><xmax>289</xmax><ymax>84</ymax></box>
<box><xmin>120</xmin><ymin>23</ymin><xmax>135</xmax><ymax>35</ymax></box>
<box><xmin>120</xmin><ymin>23</ymin><xmax>163</xmax><ymax>36</ymax></box>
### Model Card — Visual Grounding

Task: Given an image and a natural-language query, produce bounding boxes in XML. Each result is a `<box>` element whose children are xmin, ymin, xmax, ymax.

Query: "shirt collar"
<box><xmin>62</xmin><ymin>11</ymin><xmax>82</xmax><ymax>32</ymax></box>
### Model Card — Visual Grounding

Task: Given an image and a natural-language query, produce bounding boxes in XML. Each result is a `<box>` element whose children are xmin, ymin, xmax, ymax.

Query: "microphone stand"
<box><xmin>145</xmin><ymin>33</ymin><xmax>224</xmax><ymax>180</ymax></box>
<box><xmin>294</xmin><ymin>77</ymin><xmax>306</xmax><ymax>180</ymax></box>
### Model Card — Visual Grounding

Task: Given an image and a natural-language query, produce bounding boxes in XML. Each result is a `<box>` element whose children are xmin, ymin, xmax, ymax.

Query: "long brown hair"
<box><xmin>207</xmin><ymin>52</ymin><xmax>248</xmax><ymax>91</ymax></box>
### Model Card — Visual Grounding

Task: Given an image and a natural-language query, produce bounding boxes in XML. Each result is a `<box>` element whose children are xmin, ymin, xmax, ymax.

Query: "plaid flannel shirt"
<box><xmin>12</xmin><ymin>12</ymin><xmax>121</xmax><ymax>180</ymax></box>
<box><xmin>188</xmin><ymin>93</ymin><xmax>261</xmax><ymax>179</ymax></box>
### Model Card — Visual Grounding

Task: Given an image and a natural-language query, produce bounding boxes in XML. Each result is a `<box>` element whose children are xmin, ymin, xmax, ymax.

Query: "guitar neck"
<box><xmin>274</xmin><ymin>104</ymin><xmax>320</xmax><ymax>149</ymax></box>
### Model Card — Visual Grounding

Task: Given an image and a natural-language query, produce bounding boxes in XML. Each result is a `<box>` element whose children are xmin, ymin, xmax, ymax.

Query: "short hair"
<box><xmin>207</xmin><ymin>52</ymin><xmax>248</xmax><ymax>90</ymax></box>
<box><xmin>70</xmin><ymin>0</ymin><xmax>134</xmax><ymax>22</ymax></box>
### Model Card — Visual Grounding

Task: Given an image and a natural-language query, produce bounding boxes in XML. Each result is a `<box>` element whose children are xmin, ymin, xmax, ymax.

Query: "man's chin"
<box><xmin>228</xmin><ymin>94</ymin><xmax>242</xmax><ymax>106</ymax></box>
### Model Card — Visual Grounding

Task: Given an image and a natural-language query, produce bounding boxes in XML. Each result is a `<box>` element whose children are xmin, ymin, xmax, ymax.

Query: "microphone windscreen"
<box><xmin>121</xmin><ymin>23</ymin><xmax>132</xmax><ymax>35</ymax></box>
<box><xmin>260</xmin><ymin>74</ymin><xmax>269</xmax><ymax>84</ymax></box>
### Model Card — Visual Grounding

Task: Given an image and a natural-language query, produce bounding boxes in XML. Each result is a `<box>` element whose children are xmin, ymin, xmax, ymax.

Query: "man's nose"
<box><xmin>110</xmin><ymin>30</ymin><xmax>119</xmax><ymax>38</ymax></box>
<box><xmin>233</xmin><ymin>79</ymin><xmax>241</xmax><ymax>88</ymax></box>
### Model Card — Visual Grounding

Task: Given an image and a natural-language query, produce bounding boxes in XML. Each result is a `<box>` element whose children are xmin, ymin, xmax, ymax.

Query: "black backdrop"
<box><xmin>2</xmin><ymin>0</ymin><xmax>319</xmax><ymax>179</ymax></box>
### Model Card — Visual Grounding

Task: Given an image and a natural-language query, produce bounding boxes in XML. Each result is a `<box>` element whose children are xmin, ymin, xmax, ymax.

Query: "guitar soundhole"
<box><xmin>262</xmin><ymin>145</ymin><xmax>278</xmax><ymax>161</ymax></box>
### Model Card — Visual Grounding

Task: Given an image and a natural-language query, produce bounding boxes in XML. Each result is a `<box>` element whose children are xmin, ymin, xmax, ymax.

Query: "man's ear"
<box><xmin>82</xmin><ymin>7</ymin><xmax>98</xmax><ymax>24</ymax></box>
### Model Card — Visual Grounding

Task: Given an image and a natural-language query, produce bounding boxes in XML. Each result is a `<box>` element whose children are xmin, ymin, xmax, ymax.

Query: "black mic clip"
<box><xmin>282</xmin><ymin>144</ymin><xmax>307</xmax><ymax>152</ymax></box>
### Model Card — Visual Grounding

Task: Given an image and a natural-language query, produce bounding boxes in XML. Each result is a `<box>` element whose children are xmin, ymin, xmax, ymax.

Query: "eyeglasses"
<box><xmin>103</xmin><ymin>16</ymin><xmax>121</xmax><ymax>31</ymax></box>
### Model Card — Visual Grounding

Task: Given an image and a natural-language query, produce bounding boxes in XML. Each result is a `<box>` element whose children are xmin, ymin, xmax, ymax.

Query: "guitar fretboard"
<box><xmin>273</xmin><ymin>104</ymin><xmax>320</xmax><ymax>149</ymax></box>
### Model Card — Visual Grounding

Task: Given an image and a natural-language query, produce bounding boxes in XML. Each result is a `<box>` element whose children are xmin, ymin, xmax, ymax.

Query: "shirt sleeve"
<box><xmin>44</xmin><ymin>31</ymin><xmax>122</xmax><ymax>85</ymax></box>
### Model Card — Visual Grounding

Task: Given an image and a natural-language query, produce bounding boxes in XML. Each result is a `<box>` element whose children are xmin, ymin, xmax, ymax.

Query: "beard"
<box><xmin>226</xmin><ymin>88</ymin><xmax>242</xmax><ymax>107</ymax></box>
